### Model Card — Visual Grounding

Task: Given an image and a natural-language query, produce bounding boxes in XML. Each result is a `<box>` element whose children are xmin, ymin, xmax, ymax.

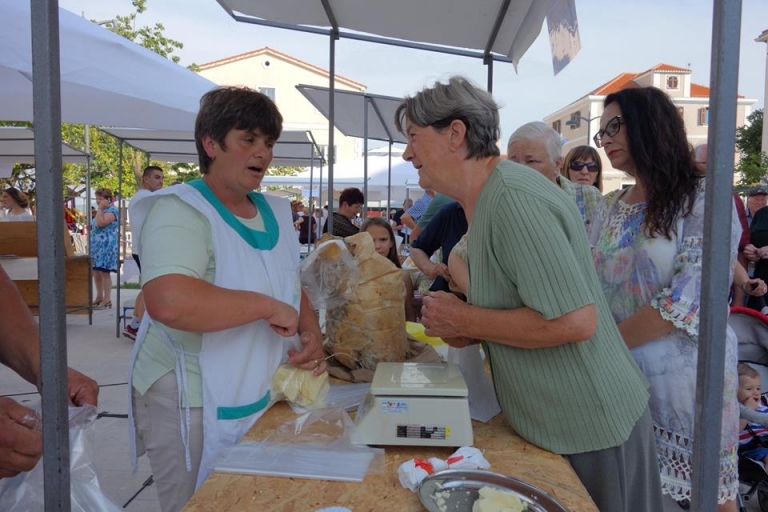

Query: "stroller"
<box><xmin>730</xmin><ymin>306</ymin><xmax>768</xmax><ymax>511</ymax></box>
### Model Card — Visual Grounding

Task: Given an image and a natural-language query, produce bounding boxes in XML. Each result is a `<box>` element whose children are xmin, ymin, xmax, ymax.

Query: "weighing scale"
<box><xmin>351</xmin><ymin>362</ymin><xmax>473</xmax><ymax>447</ymax></box>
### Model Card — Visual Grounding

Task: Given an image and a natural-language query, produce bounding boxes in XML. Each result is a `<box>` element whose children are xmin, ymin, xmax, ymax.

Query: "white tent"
<box><xmin>289</xmin><ymin>156</ymin><xmax>420</xmax><ymax>201</ymax></box>
<box><xmin>99</xmin><ymin>128</ymin><xmax>326</xmax><ymax>167</ymax></box>
<box><xmin>0</xmin><ymin>2</ymin><xmax>216</xmax><ymax>130</ymax></box>
<box><xmin>0</xmin><ymin>127</ymin><xmax>88</xmax><ymax>178</ymax></box>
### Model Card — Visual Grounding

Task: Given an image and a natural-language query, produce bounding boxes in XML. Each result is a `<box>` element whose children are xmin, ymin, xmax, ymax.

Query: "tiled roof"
<box><xmin>690</xmin><ymin>83</ymin><xmax>710</xmax><ymax>97</ymax></box>
<box><xmin>197</xmin><ymin>47</ymin><xmax>366</xmax><ymax>90</ymax></box>
<box><xmin>590</xmin><ymin>73</ymin><xmax>640</xmax><ymax>95</ymax></box>
<box><xmin>644</xmin><ymin>63</ymin><xmax>691</xmax><ymax>73</ymax></box>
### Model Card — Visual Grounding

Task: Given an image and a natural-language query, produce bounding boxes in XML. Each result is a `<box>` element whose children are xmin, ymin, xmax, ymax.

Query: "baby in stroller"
<box><xmin>739</xmin><ymin>363</ymin><xmax>768</xmax><ymax>464</ymax></box>
<box><xmin>731</xmin><ymin>307</ymin><xmax>768</xmax><ymax>511</ymax></box>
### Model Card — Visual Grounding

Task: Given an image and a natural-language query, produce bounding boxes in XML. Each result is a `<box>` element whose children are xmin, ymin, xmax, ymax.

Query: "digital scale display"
<box><xmin>397</xmin><ymin>425</ymin><xmax>448</xmax><ymax>440</ymax></box>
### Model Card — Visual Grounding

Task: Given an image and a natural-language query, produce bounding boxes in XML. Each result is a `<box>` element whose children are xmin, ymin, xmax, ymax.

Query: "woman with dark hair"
<box><xmin>127</xmin><ymin>87</ymin><xmax>325</xmax><ymax>511</ymax></box>
<box><xmin>361</xmin><ymin>216</ymin><xmax>415</xmax><ymax>321</ymax></box>
<box><xmin>589</xmin><ymin>86</ymin><xmax>740</xmax><ymax>510</ymax></box>
<box><xmin>1</xmin><ymin>187</ymin><xmax>34</xmax><ymax>221</ymax></box>
<box><xmin>90</xmin><ymin>188</ymin><xmax>119</xmax><ymax>308</ymax></box>
<box><xmin>561</xmin><ymin>145</ymin><xmax>603</xmax><ymax>191</ymax></box>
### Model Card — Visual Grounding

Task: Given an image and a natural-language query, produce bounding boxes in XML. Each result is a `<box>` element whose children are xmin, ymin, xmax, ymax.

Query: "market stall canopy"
<box><xmin>0</xmin><ymin>127</ymin><xmax>88</xmax><ymax>178</ymax></box>
<box><xmin>0</xmin><ymin>2</ymin><xmax>217</xmax><ymax>130</ymax></box>
<box><xmin>100</xmin><ymin>128</ymin><xmax>325</xmax><ymax>167</ymax></box>
<box><xmin>217</xmin><ymin>0</ymin><xmax>555</xmax><ymax>66</ymax></box>
<box><xmin>297</xmin><ymin>85</ymin><xmax>406</xmax><ymax>144</ymax></box>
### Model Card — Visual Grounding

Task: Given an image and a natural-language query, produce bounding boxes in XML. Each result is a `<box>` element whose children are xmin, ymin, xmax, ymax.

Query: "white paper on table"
<box><xmin>447</xmin><ymin>345</ymin><xmax>501</xmax><ymax>422</ymax></box>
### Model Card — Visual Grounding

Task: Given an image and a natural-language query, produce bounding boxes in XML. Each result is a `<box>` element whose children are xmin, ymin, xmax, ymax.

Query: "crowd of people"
<box><xmin>2</xmin><ymin>78</ymin><xmax>765</xmax><ymax>512</ymax></box>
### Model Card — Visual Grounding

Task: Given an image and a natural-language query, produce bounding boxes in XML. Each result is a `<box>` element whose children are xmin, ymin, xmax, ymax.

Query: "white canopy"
<box><xmin>297</xmin><ymin>85</ymin><xmax>407</xmax><ymax>144</ymax></box>
<box><xmin>273</xmin><ymin>156</ymin><xmax>421</xmax><ymax>201</ymax></box>
<box><xmin>218</xmin><ymin>0</ymin><xmax>553</xmax><ymax>66</ymax></box>
<box><xmin>100</xmin><ymin>128</ymin><xmax>325</xmax><ymax>167</ymax></box>
<box><xmin>0</xmin><ymin>127</ymin><xmax>88</xmax><ymax>178</ymax></box>
<box><xmin>0</xmin><ymin>3</ymin><xmax>216</xmax><ymax>130</ymax></box>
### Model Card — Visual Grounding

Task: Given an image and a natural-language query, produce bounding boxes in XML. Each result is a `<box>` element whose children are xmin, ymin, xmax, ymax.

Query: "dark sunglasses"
<box><xmin>569</xmin><ymin>161</ymin><xmax>599</xmax><ymax>173</ymax></box>
<box><xmin>593</xmin><ymin>115</ymin><xmax>623</xmax><ymax>148</ymax></box>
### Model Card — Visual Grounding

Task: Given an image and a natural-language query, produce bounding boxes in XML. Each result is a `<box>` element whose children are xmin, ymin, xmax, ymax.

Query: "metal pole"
<box><xmin>308</xmin><ymin>151</ymin><xmax>315</xmax><ymax>252</ymax></box>
<box><xmin>84</xmin><ymin>126</ymin><xmax>92</xmax><ymax>325</ymax></box>
<box><xmin>30</xmin><ymin>1</ymin><xmax>71</xmax><ymax>509</ymax></box>
<box><xmin>387</xmin><ymin>142</ymin><xmax>392</xmax><ymax>222</ymax></box>
<box><xmin>486</xmin><ymin>56</ymin><xmax>494</xmax><ymax>93</ymax></box>
<box><xmin>363</xmin><ymin>97</ymin><xmax>369</xmax><ymax>218</ymax></box>
<box><xmin>757</xmin><ymin>30</ymin><xmax>768</xmax><ymax>158</ymax></box>
<box><xmin>115</xmin><ymin>142</ymin><xmax>123</xmax><ymax>338</ymax></box>
<box><xmin>691</xmin><ymin>1</ymin><xmax>742</xmax><ymax>510</ymax></box>
<box><xmin>327</xmin><ymin>30</ymin><xmax>338</xmax><ymax>234</ymax></box>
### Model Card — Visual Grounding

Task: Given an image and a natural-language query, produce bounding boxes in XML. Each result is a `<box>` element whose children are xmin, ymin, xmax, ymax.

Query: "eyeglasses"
<box><xmin>569</xmin><ymin>161</ymin><xmax>599</xmax><ymax>173</ymax></box>
<box><xmin>593</xmin><ymin>115</ymin><xmax>623</xmax><ymax>148</ymax></box>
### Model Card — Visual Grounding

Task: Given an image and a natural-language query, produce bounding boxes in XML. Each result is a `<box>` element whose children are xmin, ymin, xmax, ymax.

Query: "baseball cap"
<box><xmin>749</xmin><ymin>187</ymin><xmax>768</xmax><ymax>197</ymax></box>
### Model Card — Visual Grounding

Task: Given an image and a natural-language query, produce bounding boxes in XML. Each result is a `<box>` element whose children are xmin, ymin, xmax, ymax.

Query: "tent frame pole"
<box><xmin>31</xmin><ymin>0</ymin><xmax>71</xmax><ymax>509</ymax></box>
<box><xmin>691</xmin><ymin>0</ymin><xmax>743</xmax><ymax>508</ymax></box>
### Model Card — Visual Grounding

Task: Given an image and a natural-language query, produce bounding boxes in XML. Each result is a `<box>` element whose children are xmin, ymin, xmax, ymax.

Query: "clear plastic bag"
<box><xmin>300</xmin><ymin>239</ymin><xmax>360</xmax><ymax>309</ymax></box>
<box><xmin>214</xmin><ymin>408</ymin><xmax>384</xmax><ymax>482</ymax></box>
<box><xmin>271</xmin><ymin>363</ymin><xmax>330</xmax><ymax>408</ymax></box>
<box><xmin>0</xmin><ymin>403</ymin><xmax>121</xmax><ymax>512</ymax></box>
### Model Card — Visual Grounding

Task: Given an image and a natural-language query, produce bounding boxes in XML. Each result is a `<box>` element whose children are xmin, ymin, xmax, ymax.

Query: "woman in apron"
<box><xmin>128</xmin><ymin>86</ymin><xmax>327</xmax><ymax>512</ymax></box>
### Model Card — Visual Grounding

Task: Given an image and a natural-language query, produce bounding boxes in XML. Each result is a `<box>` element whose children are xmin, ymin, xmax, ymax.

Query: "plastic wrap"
<box><xmin>300</xmin><ymin>239</ymin><xmax>360</xmax><ymax>309</ymax></box>
<box><xmin>325</xmin><ymin>232</ymin><xmax>409</xmax><ymax>370</ymax></box>
<box><xmin>0</xmin><ymin>403</ymin><xmax>121</xmax><ymax>511</ymax></box>
<box><xmin>215</xmin><ymin>408</ymin><xmax>384</xmax><ymax>482</ymax></box>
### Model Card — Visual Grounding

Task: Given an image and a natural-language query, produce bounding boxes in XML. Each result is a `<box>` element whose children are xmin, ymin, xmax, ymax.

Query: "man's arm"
<box><xmin>0</xmin><ymin>267</ymin><xmax>98</xmax><ymax>405</ymax></box>
<box><xmin>0</xmin><ymin>267</ymin><xmax>41</xmax><ymax>385</ymax></box>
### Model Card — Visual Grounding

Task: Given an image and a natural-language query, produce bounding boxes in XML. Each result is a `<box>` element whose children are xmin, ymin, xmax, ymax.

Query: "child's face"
<box><xmin>364</xmin><ymin>224</ymin><xmax>393</xmax><ymax>258</ymax></box>
<box><xmin>738</xmin><ymin>374</ymin><xmax>761</xmax><ymax>404</ymax></box>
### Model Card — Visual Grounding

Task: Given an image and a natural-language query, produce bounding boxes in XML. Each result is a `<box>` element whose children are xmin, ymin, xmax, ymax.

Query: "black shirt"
<box><xmin>410</xmin><ymin>202</ymin><xmax>468</xmax><ymax>292</ymax></box>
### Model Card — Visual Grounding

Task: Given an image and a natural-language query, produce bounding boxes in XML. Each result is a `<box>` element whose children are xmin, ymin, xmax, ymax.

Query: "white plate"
<box><xmin>418</xmin><ymin>469</ymin><xmax>569</xmax><ymax>512</ymax></box>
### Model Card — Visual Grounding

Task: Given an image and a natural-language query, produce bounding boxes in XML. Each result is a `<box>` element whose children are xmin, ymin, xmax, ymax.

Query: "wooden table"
<box><xmin>184</xmin><ymin>402</ymin><xmax>598</xmax><ymax>512</ymax></box>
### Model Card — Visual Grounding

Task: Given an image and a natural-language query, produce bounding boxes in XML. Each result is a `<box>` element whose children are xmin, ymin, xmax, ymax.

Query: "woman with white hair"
<box><xmin>398</xmin><ymin>75</ymin><xmax>662</xmax><ymax>512</ymax></box>
<box><xmin>507</xmin><ymin>121</ymin><xmax>601</xmax><ymax>229</ymax></box>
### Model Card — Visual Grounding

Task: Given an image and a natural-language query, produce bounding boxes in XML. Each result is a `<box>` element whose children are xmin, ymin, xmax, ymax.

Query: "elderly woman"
<box><xmin>90</xmin><ymin>188</ymin><xmax>119</xmax><ymax>309</ymax></box>
<box><xmin>589</xmin><ymin>87</ymin><xmax>742</xmax><ymax>510</ymax></box>
<box><xmin>400</xmin><ymin>76</ymin><xmax>662</xmax><ymax>512</ymax></box>
<box><xmin>1</xmin><ymin>187</ymin><xmax>34</xmax><ymax>221</ymax></box>
<box><xmin>562</xmin><ymin>145</ymin><xmax>603</xmax><ymax>191</ymax></box>
<box><xmin>507</xmin><ymin>122</ymin><xmax>601</xmax><ymax>229</ymax></box>
<box><xmin>128</xmin><ymin>86</ymin><xmax>326</xmax><ymax>512</ymax></box>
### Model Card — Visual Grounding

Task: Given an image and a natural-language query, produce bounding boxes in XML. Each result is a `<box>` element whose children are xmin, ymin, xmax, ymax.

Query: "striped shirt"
<box><xmin>467</xmin><ymin>160</ymin><xmax>649</xmax><ymax>454</ymax></box>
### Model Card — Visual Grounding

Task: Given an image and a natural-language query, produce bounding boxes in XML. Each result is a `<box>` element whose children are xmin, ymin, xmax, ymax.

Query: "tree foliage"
<box><xmin>736</xmin><ymin>109</ymin><xmax>767</xmax><ymax>187</ymax></box>
<box><xmin>101</xmin><ymin>0</ymin><xmax>183</xmax><ymax>64</ymax></box>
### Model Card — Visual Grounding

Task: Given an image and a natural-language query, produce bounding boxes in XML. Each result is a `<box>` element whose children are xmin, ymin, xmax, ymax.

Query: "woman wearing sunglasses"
<box><xmin>589</xmin><ymin>87</ymin><xmax>740</xmax><ymax>511</ymax></box>
<box><xmin>562</xmin><ymin>145</ymin><xmax>602</xmax><ymax>191</ymax></box>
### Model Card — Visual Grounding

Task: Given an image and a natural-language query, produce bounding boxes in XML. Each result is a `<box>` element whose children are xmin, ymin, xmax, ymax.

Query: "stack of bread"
<box><xmin>325</xmin><ymin>232</ymin><xmax>409</xmax><ymax>370</ymax></box>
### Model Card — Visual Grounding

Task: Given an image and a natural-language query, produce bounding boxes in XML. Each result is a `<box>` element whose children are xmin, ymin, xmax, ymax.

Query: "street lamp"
<box><xmin>565</xmin><ymin>114</ymin><xmax>601</xmax><ymax>146</ymax></box>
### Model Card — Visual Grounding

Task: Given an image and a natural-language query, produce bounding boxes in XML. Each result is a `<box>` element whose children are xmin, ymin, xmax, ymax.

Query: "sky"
<box><xmin>59</xmin><ymin>0</ymin><xmax>768</xmax><ymax>149</ymax></box>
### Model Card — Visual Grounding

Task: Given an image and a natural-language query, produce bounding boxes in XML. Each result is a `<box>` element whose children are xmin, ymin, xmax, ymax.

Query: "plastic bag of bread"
<box><xmin>325</xmin><ymin>232</ymin><xmax>409</xmax><ymax>370</ymax></box>
<box><xmin>300</xmin><ymin>238</ymin><xmax>360</xmax><ymax>309</ymax></box>
<box><xmin>271</xmin><ymin>364</ymin><xmax>330</xmax><ymax>408</ymax></box>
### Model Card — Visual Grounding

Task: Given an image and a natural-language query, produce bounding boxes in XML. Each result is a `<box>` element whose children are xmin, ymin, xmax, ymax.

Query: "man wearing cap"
<box><xmin>747</xmin><ymin>188</ymin><xmax>768</xmax><ymax>227</ymax></box>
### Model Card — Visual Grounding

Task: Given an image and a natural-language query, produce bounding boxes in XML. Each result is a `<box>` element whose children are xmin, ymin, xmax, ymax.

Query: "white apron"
<box><xmin>127</xmin><ymin>181</ymin><xmax>301</xmax><ymax>489</ymax></box>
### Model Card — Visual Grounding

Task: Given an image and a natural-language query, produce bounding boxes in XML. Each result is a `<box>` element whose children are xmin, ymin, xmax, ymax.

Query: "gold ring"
<box><xmin>313</xmin><ymin>359</ymin><xmax>320</xmax><ymax>367</ymax></box>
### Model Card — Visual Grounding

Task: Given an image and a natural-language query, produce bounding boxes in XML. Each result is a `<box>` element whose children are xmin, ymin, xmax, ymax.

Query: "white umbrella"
<box><xmin>0</xmin><ymin>2</ymin><xmax>216</xmax><ymax>130</ymax></box>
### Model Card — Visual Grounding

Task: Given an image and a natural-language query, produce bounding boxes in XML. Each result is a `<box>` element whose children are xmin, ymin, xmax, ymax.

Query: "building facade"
<box><xmin>197</xmin><ymin>47</ymin><xmax>366</xmax><ymax>164</ymax></box>
<box><xmin>544</xmin><ymin>63</ymin><xmax>757</xmax><ymax>192</ymax></box>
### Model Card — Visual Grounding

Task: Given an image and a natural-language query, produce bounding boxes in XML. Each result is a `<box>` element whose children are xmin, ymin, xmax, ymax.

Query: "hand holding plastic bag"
<box><xmin>0</xmin><ymin>403</ymin><xmax>121</xmax><ymax>512</ymax></box>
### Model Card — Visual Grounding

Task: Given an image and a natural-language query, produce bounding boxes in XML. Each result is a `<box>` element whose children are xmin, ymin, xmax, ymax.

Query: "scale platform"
<box><xmin>351</xmin><ymin>362</ymin><xmax>473</xmax><ymax>447</ymax></box>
